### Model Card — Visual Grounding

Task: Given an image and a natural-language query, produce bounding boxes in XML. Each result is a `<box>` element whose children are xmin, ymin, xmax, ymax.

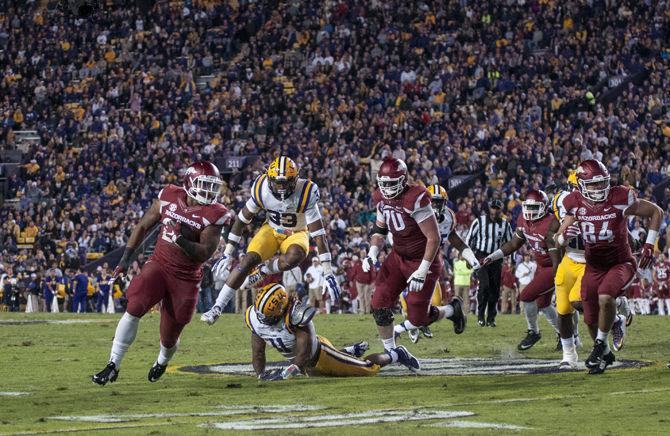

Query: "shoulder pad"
<box><xmin>297</xmin><ymin>179</ymin><xmax>320</xmax><ymax>213</ymax></box>
<box><xmin>402</xmin><ymin>185</ymin><xmax>430</xmax><ymax>212</ymax></box>
<box><xmin>289</xmin><ymin>301</ymin><xmax>317</xmax><ymax>327</ymax></box>
<box><xmin>372</xmin><ymin>189</ymin><xmax>382</xmax><ymax>205</ymax></box>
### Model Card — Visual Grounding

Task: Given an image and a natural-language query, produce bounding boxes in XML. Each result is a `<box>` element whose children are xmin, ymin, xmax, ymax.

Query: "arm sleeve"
<box><xmin>304</xmin><ymin>184</ymin><xmax>322</xmax><ymax>225</ymax></box>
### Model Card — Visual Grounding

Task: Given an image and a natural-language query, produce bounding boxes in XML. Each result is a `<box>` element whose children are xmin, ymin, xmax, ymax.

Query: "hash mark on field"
<box><xmin>0</xmin><ymin>392</ymin><xmax>29</xmax><ymax>396</ymax></box>
<box><xmin>432</xmin><ymin>421</ymin><xmax>530</xmax><ymax>430</ymax></box>
<box><xmin>5</xmin><ymin>423</ymin><xmax>172</xmax><ymax>435</ymax></box>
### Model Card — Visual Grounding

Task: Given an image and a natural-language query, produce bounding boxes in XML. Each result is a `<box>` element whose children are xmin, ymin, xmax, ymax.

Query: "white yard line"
<box><xmin>0</xmin><ymin>391</ymin><xmax>29</xmax><ymax>396</ymax></box>
<box><xmin>432</xmin><ymin>421</ymin><xmax>530</xmax><ymax>430</ymax></box>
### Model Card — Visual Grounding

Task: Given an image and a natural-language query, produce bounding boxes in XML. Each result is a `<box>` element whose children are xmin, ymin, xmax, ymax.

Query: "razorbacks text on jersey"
<box><xmin>563</xmin><ymin>185</ymin><xmax>636</xmax><ymax>270</ymax></box>
<box><xmin>246</xmin><ymin>175</ymin><xmax>321</xmax><ymax>231</ymax></box>
<box><xmin>553</xmin><ymin>190</ymin><xmax>585</xmax><ymax>263</ymax></box>
<box><xmin>154</xmin><ymin>184</ymin><xmax>231</xmax><ymax>280</ymax></box>
<box><xmin>373</xmin><ymin>185</ymin><xmax>436</xmax><ymax>261</ymax></box>
<box><xmin>515</xmin><ymin>213</ymin><xmax>557</xmax><ymax>268</ymax></box>
<box><xmin>245</xmin><ymin>304</ymin><xmax>319</xmax><ymax>360</ymax></box>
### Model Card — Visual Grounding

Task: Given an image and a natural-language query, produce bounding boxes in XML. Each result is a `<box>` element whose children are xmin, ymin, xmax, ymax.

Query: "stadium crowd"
<box><xmin>1</xmin><ymin>0</ymin><xmax>670</xmax><ymax>314</ymax></box>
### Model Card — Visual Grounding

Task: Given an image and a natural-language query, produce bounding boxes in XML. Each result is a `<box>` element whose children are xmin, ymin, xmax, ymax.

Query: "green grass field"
<box><xmin>1</xmin><ymin>312</ymin><xmax>670</xmax><ymax>435</ymax></box>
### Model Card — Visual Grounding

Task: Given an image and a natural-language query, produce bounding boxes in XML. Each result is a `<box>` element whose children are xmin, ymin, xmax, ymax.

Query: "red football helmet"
<box><xmin>576</xmin><ymin>159</ymin><xmax>610</xmax><ymax>202</ymax></box>
<box><xmin>377</xmin><ymin>157</ymin><xmax>408</xmax><ymax>199</ymax></box>
<box><xmin>522</xmin><ymin>190</ymin><xmax>549</xmax><ymax>221</ymax></box>
<box><xmin>183</xmin><ymin>161</ymin><xmax>223</xmax><ymax>205</ymax></box>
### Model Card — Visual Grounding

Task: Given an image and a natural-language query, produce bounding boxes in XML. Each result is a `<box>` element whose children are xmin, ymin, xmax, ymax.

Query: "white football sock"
<box><xmin>325</xmin><ymin>300</ymin><xmax>332</xmax><ymax>314</ymax></box>
<box><xmin>109</xmin><ymin>312</ymin><xmax>140</xmax><ymax>367</ymax></box>
<box><xmin>157</xmin><ymin>339</ymin><xmax>180</xmax><ymax>365</ymax></box>
<box><xmin>561</xmin><ymin>336</ymin><xmax>575</xmax><ymax>353</ymax></box>
<box><xmin>386</xmin><ymin>348</ymin><xmax>399</xmax><ymax>363</ymax></box>
<box><xmin>394</xmin><ymin>320</ymin><xmax>417</xmax><ymax>335</ymax></box>
<box><xmin>382</xmin><ymin>337</ymin><xmax>396</xmax><ymax>351</ymax></box>
<box><xmin>572</xmin><ymin>311</ymin><xmax>580</xmax><ymax>337</ymax></box>
<box><xmin>524</xmin><ymin>301</ymin><xmax>539</xmax><ymax>333</ymax></box>
<box><xmin>437</xmin><ymin>304</ymin><xmax>454</xmax><ymax>320</ymax></box>
<box><xmin>541</xmin><ymin>306</ymin><xmax>559</xmax><ymax>333</ymax></box>
<box><xmin>596</xmin><ymin>329</ymin><xmax>609</xmax><ymax>342</ymax></box>
<box><xmin>214</xmin><ymin>284</ymin><xmax>236</xmax><ymax>308</ymax></box>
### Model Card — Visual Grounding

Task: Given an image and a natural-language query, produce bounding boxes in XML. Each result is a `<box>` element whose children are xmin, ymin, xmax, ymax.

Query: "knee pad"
<box><xmin>372</xmin><ymin>308</ymin><xmax>394</xmax><ymax>326</ymax></box>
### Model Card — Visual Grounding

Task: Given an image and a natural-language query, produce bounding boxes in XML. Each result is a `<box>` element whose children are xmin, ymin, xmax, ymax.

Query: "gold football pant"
<box><xmin>555</xmin><ymin>256</ymin><xmax>585</xmax><ymax>316</ymax></box>
<box><xmin>309</xmin><ymin>336</ymin><xmax>380</xmax><ymax>377</ymax></box>
<box><xmin>246</xmin><ymin>223</ymin><xmax>309</xmax><ymax>261</ymax></box>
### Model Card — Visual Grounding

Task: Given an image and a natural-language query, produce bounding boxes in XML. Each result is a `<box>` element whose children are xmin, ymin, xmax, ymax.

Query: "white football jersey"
<box><xmin>553</xmin><ymin>190</ymin><xmax>585</xmax><ymax>263</ymax></box>
<box><xmin>437</xmin><ymin>209</ymin><xmax>456</xmax><ymax>246</ymax></box>
<box><xmin>246</xmin><ymin>175</ymin><xmax>322</xmax><ymax>231</ymax></box>
<box><xmin>245</xmin><ymin>306</ymin><xmax>318</xmax><ymax>360</ymax></box>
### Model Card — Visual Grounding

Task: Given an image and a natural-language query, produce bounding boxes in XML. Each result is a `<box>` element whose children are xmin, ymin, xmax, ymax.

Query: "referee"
<box><xmin>466</xmin><ymin>199</ymin><xmax>513</xmax><ymax>327</ymax></box>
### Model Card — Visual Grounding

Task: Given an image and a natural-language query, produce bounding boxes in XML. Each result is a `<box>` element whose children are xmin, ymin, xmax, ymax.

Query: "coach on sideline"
<box><xmin>466</xmin><ymin>199</ymin><xmax>512</xmax><ymax>327</ymax></box>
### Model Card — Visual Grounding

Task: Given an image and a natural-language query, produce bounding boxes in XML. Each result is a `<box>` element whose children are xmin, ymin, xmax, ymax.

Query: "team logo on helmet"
<box><xmin>254</xmin><ymin>283</ymin><xmax>289</xmax><ymax>325</ymax></box>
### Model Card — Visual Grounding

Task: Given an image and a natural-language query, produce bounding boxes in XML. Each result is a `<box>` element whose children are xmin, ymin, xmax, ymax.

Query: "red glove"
<box><xmin>639</xmin><ymin>243</ymin><xmax>655</xmax><ymax>269</ymax></box>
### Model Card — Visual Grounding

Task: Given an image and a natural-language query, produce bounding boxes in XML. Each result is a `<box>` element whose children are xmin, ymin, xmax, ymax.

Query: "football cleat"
<box><xmin>478</xmin><ymin>319</ymin><xmax>485</xmax><ymax>327</ymax></box>
<box><xmin>393</xmin><ymin>345</ymin><xmax>420</xmax><ymax>373</ymax></box>
<box><xmin>408</xmin><ymin>328</ymin><xmax>420</xmax><ymax>344</ymax></box>
<box><xmin>148</xmin><ymin>362</ymin><xmax>167</xmax><ymax>383</ymax></box>
<box><xmin>351</xmin><ymin>341</ymin><xmax>369</xmax><ymax>358</ymax></box>
<box><xmin>612</xmin><ymin>315</ymin><xmax>627</xmax><ymax>352</ymax></box>
<box><xmin>559</xmin><ymin>351</ymin><xmax>580</xmax><ymax>370</ymax></box>
<box><xmin>585</xmin><ymin>339</ymin><xmax>607</xmax><ymax>369</ymax></box>
<box><xmin>419</xmin><ymin>326</ymin><xmax>433</xmax><ymax>338</ymax></box>
<box><xmin>625</xmin><ymin>311</ymin><xmax>634</xmax><ymax>327</ymax></box>
<box><xmin>247</xmin><ymin>267</ymin><xmax>267</xmax><ymax>286</ymax></box>
<box><xmin>447</xmin><ymin>297</ymin><xmax>467</xmax><ymax>334</ymax></box>
<box><xmin>517</xmin><ymin>330</ymin><xmax>542</xmax><ymax>351</ymax></box>
<box><xmin>486</xmin><ymin>320</ymin><xmax>496</xmax><ymax>328</ymax></box>
<box><xmin>588</xmin><ymin>351</ymin><xmax>615</xmax><ymax>375</ymax></box>
<box><xmin>92</xmin><ymin>362</ymin><xmax>119</xmax><ymax>386</ymax></box>
<box><xmin>200</xmin><ymin>304</ymin><xmax>223</xmax><ymax>325</ymax></box>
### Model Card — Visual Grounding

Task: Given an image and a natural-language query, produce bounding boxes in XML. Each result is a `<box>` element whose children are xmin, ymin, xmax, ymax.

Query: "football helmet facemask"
<box><xmin>183</xmin><ymin>161</ymin><xmax>223</xmax><ymax>205</ymax></box>
<box><xmin>254</xmin><ymin>283</ymin><xmax>290</xmax><ymax>325</ymax></box>
<box><xmin>522</xmin><ymin>189</ymin><xmax>549</xmax><ymax>221</ymax></box>
<box><xmin>377</xmin><ymin>157</ymin><xmax>408</xmax><ymax>199</ymax></box>
<box><xmin>576</xmin><ymin>159</ymin><xmax>610</xmax><ymax>202</ymax></box>
<box><xmin>267</xmin><ymin>156</ymin><xmax>298</xmax><ymax>201</ymax></box>
<box><xmin>427</xmin><ymin>184</ymin><xmax>448</xmax><ymax>216</ymax></box>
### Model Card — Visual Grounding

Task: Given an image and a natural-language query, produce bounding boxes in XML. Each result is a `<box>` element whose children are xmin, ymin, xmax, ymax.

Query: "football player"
<box><xmin>483</xmin><ymin>190</ymin><xmax>561</xmax><ymax>352</ymax></box>
<box><xmin>653</xmin><ymin>253</ymin><xmax>670</xmax><ymax>315</ymax></box>
<box><xmin>361</xmin><ymin>158</ymin><xmax>468</xmax><ymax>371</ymax></box>
<box><xmin>248</xmin><ymin>283</ymin><xmax>419</xmax><ymax>379</ymax></box>
<box><xmin>201</xmin><ymin>156</ymin><xmax>340</xmax><ymax>324</ymax></box>
<box><xmin>395</xmin><ymin>184</ymin><xmax>480</xmax><ymax>343</ymax></box>
<box><xmin>92</xmin><ymin>161</ymin><xmax>231</xmax><ymax>385</ymax></box>
<box><xmin>551</xmin><ymin>172</ymin><xmax>585</xmax><ymax>368</ymax></box>
<box><xmin>555</xmin><ymin>159</ymin><xmax>662</xmax><ymax>374</ymax></box>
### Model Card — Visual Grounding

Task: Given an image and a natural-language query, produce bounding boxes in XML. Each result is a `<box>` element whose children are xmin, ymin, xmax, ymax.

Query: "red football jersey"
<box><xmin>656</xmin><ymin>261</ymin><xmax>670</xmax><ymax>283</ymax></box>
<box><xmin>515</xmin><ymin>213</ymin><xmax>557</xmax><ymax>268</ymax></box>
<box><xmin>563</xmin><ymin>185</ymin><xmax>636</xmax><ymax>270</ymax></box>
<box><xmin>152</xmin><ymin>184</ymin><xmax>231</xmax><ymax>280</ymax></box>
<box><xmin>373</xmin><ymin>185</ymin><xmax>434</xmax><ymax>261</ymax></box>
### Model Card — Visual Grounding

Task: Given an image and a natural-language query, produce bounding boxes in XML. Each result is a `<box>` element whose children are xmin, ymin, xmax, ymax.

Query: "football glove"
<box><xmin>639</xmin><ymin>243</ymin><xmax>655</xmax><ymax>269</ymax></box>
<box><xmin>322</xmin><ymin>273</ymin><xmax>341</xmax><ymax>302</ymax></box>
<box><xmin>407</xmin><ymin>261</ymin><xmax>431</xmax><ymax>293</ymax></box>
<box><xmin>258</xmin><ymin>364</ymin><xmax>302</xmax><ymax>382</ymax></box>
<box><xmin>361</xmin><ymin>246</ymin><xmax>379</xmax><ymax>273</ymax></box>
<box><xmin>212</xmin><ymin>254</ymin><xmax>233</xmax><ymax>284</ymax></box>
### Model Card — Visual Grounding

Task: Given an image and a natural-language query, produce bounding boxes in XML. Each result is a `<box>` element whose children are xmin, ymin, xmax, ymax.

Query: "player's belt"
<box><xmin>273</xmin><ymin>228</ymin><xmax>294</xmax><ymax>237</ymax></box>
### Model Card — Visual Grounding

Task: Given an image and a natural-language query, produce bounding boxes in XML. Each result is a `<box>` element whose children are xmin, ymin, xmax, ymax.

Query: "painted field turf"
<box><xmin>1</xmin><ymin>313</ymin><xmax>670</xmax><ymax>435</ymax></box>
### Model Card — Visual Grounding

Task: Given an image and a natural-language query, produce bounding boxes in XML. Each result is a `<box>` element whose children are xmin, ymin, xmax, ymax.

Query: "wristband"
<box><xmin>488</xmin><ymin>249</ymin><xmax>504</xmax><ymax>262</ymax></box>
<box><xmin>228</xmin><ymin>233</ymin><xmax>241</xmax><ymax>244</ymax></box>
<box><xmin>310</xmin><ymin>228</ymin><xmax>327</xmax><ymax>238</ymax></box>
<box><xmin>224</xmin><ymin>243</ymin><xmax>236</xmax><ymax>256</ymax></box>
<box><xmin>417</xmin><ymin>259</ymin><xmax>432</xmax><ymax>275</ymax></box>
<box><xmin>461</xmin><ymin>247</ymin><xmax>478</xmax><ymax>266</ymax></box>
<box><xmin>318</xmin><ymin>253</ymin><xmax>332</xmax><ymax>262</ymax></box>
<box><xmin>238</xmin><ymin>210</ymin><xmax>252</xmax><ymax>224</ymax></box>
<box><xmin>646</xmin><ymin>230</ymin><xmax>659</xmax><ymax>246</ymax></box>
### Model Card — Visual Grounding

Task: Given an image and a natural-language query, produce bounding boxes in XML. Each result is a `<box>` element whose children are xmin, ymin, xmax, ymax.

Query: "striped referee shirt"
<box><xmin>466</xmin><ymin>215</ymin><xmax>513</xmax><ymax>256</ymax></box>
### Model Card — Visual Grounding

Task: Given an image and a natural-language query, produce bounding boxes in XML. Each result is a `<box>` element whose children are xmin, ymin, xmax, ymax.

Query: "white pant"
<box><xmin>658</xmin><ymin>299</ymin><xmax>670</xmax><ymax>316</ymax></box>
<box><xmin>634</xmin><ymin>298</ymin><xmax>650</xmax><ymax>315</ymax></box>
